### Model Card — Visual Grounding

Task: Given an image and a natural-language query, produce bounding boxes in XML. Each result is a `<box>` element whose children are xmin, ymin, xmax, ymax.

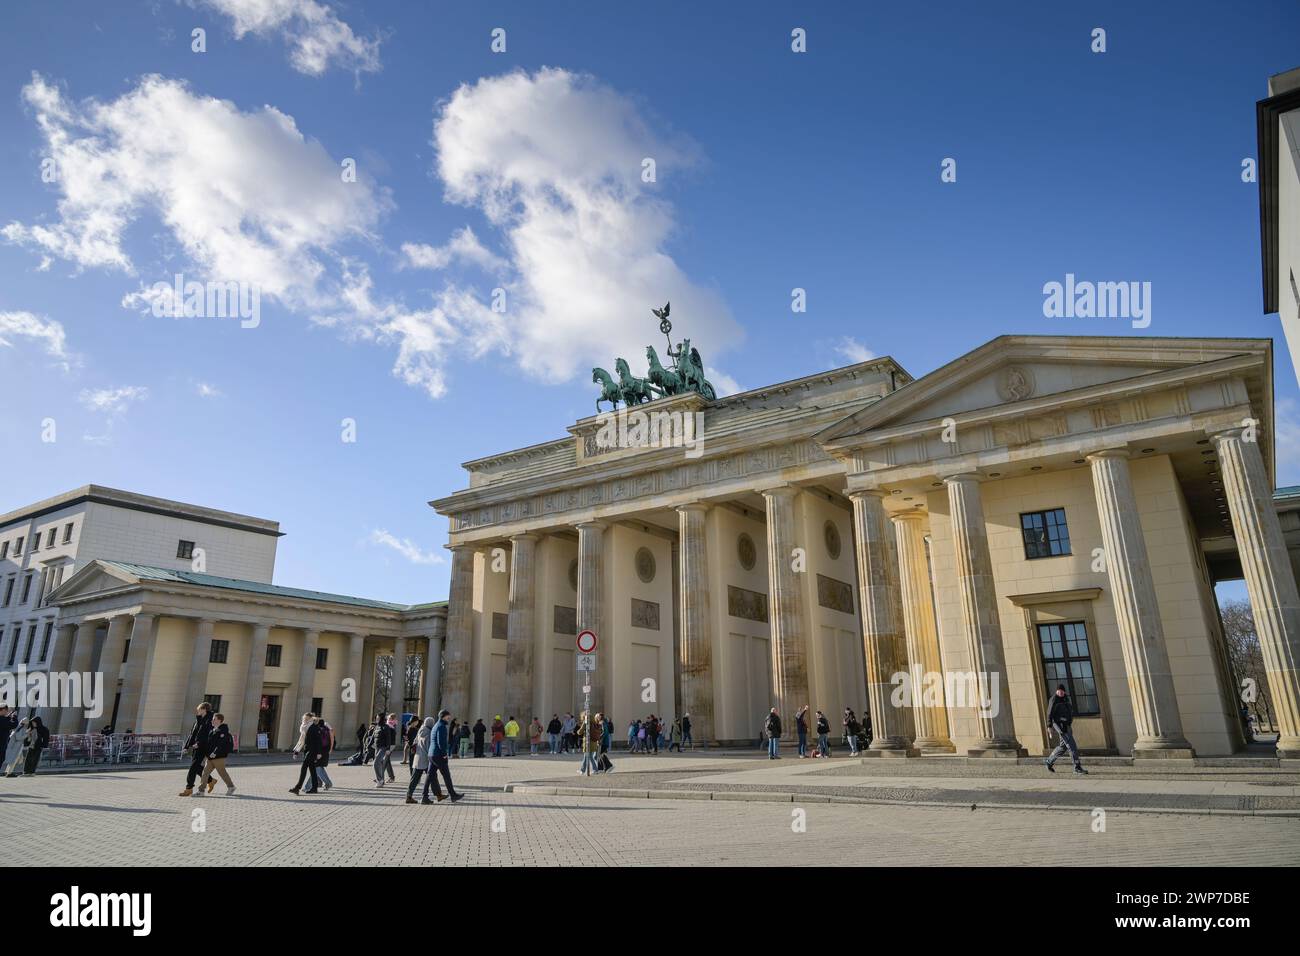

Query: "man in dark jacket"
<box><xmin>424</xmin><ymin>709</ymin><xmax>464</xmax><ymax>803</ymax></box>
<box><xmin>373</xmin><ymin>713</ymin><xmax>396</xmax><ymax>786</ymax></box>
<box><xmin>0</xmin><ymin>706</ymin><xmax>16</xmax><ymax>757</ymax></box>
<box><xmin>765</xmin><ymin>708</ymin><xmax>782</xmax><ymax>760</ymax></box>
<box><xmin>197</xmin><ymin>713</ymin><xmax>236</xmax><ymax>795</ymax></box>
<box><xmin>546</xmin><ymin>714</ymin><xmax>562</xmax><ymax>754</ymax></box>
<box><xmin>1044</xmin><ymin>684</ymin><xmax>1088</xmax><ymax>774</ymax></box>
<box><xmin>290</xmin><ymin>715</ymin><xmax>324</xmax><ymax>794</ymax></box>
<box><xmin>178</xmin><ymin>702</ymin><xmax>214</xmax><ymax>796</ymax></box>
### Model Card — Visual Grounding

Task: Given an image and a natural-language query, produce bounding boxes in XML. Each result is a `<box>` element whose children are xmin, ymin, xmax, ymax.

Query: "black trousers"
<box><xmin>428</xmin><ymin>756</ymin><xmax>456</xmax><ymax>797</ymax></box>
<box><xmin>294</xmin><ymin>755</ymin><xmax>320</xmax><ymax>791</ymax></box>
<box><xmin>185</xmin><ymin>751</ymin><xmax>207</xmax><ymax>788</ymax></box>
<box><xmin>23</xmin><ymin>748</ymin><xmax>42</xmax><ymax>775</ymax></box>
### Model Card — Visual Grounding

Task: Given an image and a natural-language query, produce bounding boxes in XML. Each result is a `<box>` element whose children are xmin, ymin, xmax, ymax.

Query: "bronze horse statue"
<box><xmin>645</xmin><ymin>346</ymin><xmax>682</xmax><ymax>396</ymax></box>
<box><xmin>592</xmin><ymin>367</ymin><xmax>622</xmax><ymax>412</ymax></box>
<box><xmin>616</xmin><ymin>357</ymin><xmax>655</xmax><ymax>406</ymax></box>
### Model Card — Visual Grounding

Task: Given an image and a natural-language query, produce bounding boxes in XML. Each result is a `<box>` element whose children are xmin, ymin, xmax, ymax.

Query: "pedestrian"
<box><xmin>562</xmin><ymin>712</ymin><xmax>576</xmax><ymax>753</ymax></box>
<box><xmin>597</xmin><ymin>712</ymin><xmax>615</xmax><ymax>773</ymax></box>
<box><xmin>528</xmin><ymin>716</ymin><xmax>543</xmax><ymax>755</ymax></box>
<box><xmin>472</xmin><ymin>717</ymin><xmax>486</xmax><ymax>757</ymax></box>
<box><xmin>843</xmin><ymin>708</ymin><xmax>861</xmax><ymax>756</ymax></box>
<box><xmin>355</xmin><ymin>721</ymin><xmax>368</xmax><ymax>757</ymax></box>
<box><xmin>178</xmin><ymin>702</ymin><xmax>214</xmax><ymax>796</ymax></box>
<box><xmin>290</xmin><ymin>714</ymin><xmax>325</xmax><ymax>794</ymax></box>
<box><xmin>627</xmin><ymin>719</ymin><xmax>638</xmax><ymax>751</ymax></box>
<box><xmin>491</xmin><ymin>715</ymin><xmax>505</xmax><ymax>757</ymax></box>
<box><xmin>315</xmin><ymin>717</ymin><xmax>334</xmax><ymax>790</ymax></box>
<box><xmin>668</xmin><ymin>717</ymin><xmax>682</xmax><ymax>752</ymax></box>
<box><xmin>765</xmin><ymin>708</ymin><xmax>782</xmax><ymax>760</ymax></box>
<box><xmin>546</xmin><ymin>714</ymin><xmax>562</xmax><ymax>754</ymax></box>
<box><xmin>382</xmin><ymin>714</ymin><xmax>398</xmax><ymax>780</ymax></box>
<box><xmin>196</xmin><ymin>712</ymin><xmax>236</xmax><ymax>795</ymax></box>
<box><xmin>646</xmin><ymin>715</ymin><xmax>659</xmax><ymax>754</ymax></box>
<box><xmin>404</xmin><ymin>714</ymin><xmax>421</xmax><ymax>770</ymax></box>
<box><xmin>372</xmin><ymin>712</ymin><xmax>396</xmax><ymax>787</ymax></box>
<box><xmin>578</xmin><ymin>711</ymin><xmax>601</xmax><ymax>775</ymax></box>
<box><xmin>1044</xmin><ymin>683</ymin><xmax>1089</xmax><ymax>775</ymax></box>
<box><xmin>426</xmin><ymin>709</ymin><xmax>464</xmax><ymax>802</ymax></box>
<box><xmin>0</xmin><ymin>706</ymin><xmax>16</xmax><ymax>765</ymax></box>
<box><xmin>291</xmin><ymin>712</ymin><xmax>312</xmax><ymax>758</ymax></box>
<box><xmin>406</xmin><ymin>717</ymin><xmax>436</xmax><ymax>804</ymax></box>
<box><xmin>815</xmin><ymin>710</ymin><xmax>831</xmax><ymax>757</ymax></box>
<box><xmin>796</xmin><ymin>705</ymin><xmax>810</xmax><ymax>758</ymax></box>
<box><xmin>681</xmin><ymin>713</ymin><xmax>693</xmax><ymax>749</ymax></box>
<box><xmin>505</xmin><ymin>715</ymin><xmax>520</xmax><ymax>756</ymax></box>
<box><xmin>457</xmin><ymin>719</ymin><xmax>472</xmax><ymax>758</ymax></box>
<box><xmin>3</xmin><ymin>718</ymin><xmax>30</xmax><ymax>777</ymax></box>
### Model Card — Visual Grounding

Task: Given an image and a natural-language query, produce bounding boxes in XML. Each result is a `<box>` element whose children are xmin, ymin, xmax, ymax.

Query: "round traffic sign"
<box><xmin>576</xmin><ymin>630</ymin><xmax>597</xmax><ymax>653</ymax></box>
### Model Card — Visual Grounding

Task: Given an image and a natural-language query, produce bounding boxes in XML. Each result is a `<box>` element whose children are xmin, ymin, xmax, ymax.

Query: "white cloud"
<box><xmin>194</xmin><ymin>0</ymin><xmax>381</xmax><ymax>76</ymax></box>
<box><xmin>78</xmin><ymin>385</ymin><xmax>149</xmax><ymax>416</ymax></box>
<box><xmin>426</xmin><ymin>68</ymin><xmax>742</xmax><ymax>387</ymax></box>
<box><xmin>706</xmin><ymin>367</ymin><xmax>741</xmax><ymax>397</ymax></box>
<box><xmin>0</xmin><ymin>310</ymin><xmax>75</xmax><ymax>370</ymax></box>
<box><xmin>5</xmin><ymin>73</ymin><xmax>387</xmax><ymax>311</ymax></box>
<box><xmin>1276</xmin><ymin>397</ymin><xmax>1300</xmax><ymax>486</ymax></box>
<box><xmin>369</xmin><ymin>528</ymin><xmax>444</xmax><ymax>565</ymax></box>
<box><xmin>834</xmin><ymin>336</ymin><xmax>876</xmax><ymax>364</ymax></box>
<box><xmin>400</xmin><ymin>226</ymin><xmax>505</xmax><ymax>273</ymax></box>
<box><xmin>195</xmin><ymin>381</ymin><xmax>222</xmax><ymax>398</ymax></box>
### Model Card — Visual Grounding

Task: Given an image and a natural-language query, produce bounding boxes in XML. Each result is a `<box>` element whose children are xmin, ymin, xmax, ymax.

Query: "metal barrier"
<box><xmin>45</xmin><ymin>733</ymin><xmax>185</xmax><ymax>766</ymax></box>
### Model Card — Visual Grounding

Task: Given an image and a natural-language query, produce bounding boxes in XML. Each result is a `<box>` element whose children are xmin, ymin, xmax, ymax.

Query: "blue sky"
<box><xmin>1</xmin><ymin>0</ymin><xmax>1297</xmax><ymax>604</ymax></box>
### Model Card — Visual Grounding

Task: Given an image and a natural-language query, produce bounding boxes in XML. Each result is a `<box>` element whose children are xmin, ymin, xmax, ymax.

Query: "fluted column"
<box><xmin>423</xmin><ymin>625</ymin><xmax>444</xmax><ymax>717</ymax></box>
<box><xmin>1088</xmin><ymin>450</ymin><xmax>1193</xmax><ymax>755</ymax></box>
<box><xmin>180</xmin><ymin>618</ymin><xmax>216</xmax><ymax>733</ymax></box>
<box><xmin>677</xmin><ymin>504</ymin><xmax>715</xmax><ymax>745</ymax></box>
<box><xmin>238</xmin><ymin>623</ymin><xmax>272</xmax><ymax>749</ymax></box>
<box><xmin>60</xmin><ymin>621</ymin><xmax>99</xmax><ymax>733</ymax></box>
<box><xmin>341</xmin><ymin>633</ymin><xmax>365</xmax><ymax>740</ymax></box>
<box><xmin>391</xmin><ymin>636</ymin><xmax>408</xmax><ymax>713</ymax></box>
<box><xmin>96</xmin><ymin>616</ymin><xmax>131</xmax><ymax>732</ymax></box>
<box><xmin>441</xmin><ymin>546</ymin><xmax>476</xmax><ymax>719</ymax></box>
<box><xmin>763</xmin><ymin>486</ymin><xmax>809</xmax><ymax>730</ymax></box>
<box><xmin>504</xmin><ymin>533</ymin><xmax>539</xmax><ymax>725</ymax></box>
<box><xmin>944</xmin><ymin>474</ymin><xmax>1023</xmax><ymax>755</ymax></box>
<box><xmin>1212</xmin><ymin>427</ymin><xmax>1300</xmax><ymax>757</ymax></box>
<box><xmin>295</xmin><ymin>628</ymin><xmax>321</xmax><ymax>722</ymax></box>
<box><xmin>893</xmin><ymin>510</ymin><xmax>956</xmax><ymax>752</ymax></box>
<box><xmin>40</xmin><ymin>623</ymin><xmax>79</xmax><ymax>729</ymax></box>
<box><xmin>576</xmin><ymin>521</ymin><xmax>608</xmax><ymax>715</ymax></box>
<box><xmin>115</xmin><ymin>612</ymin><xmax>157</xmax><ymax>734</ymax></box>
<box><xmin>849</xmin><ymin>491</ymin><xmax>916</xmax><ymax>754</ymax></box>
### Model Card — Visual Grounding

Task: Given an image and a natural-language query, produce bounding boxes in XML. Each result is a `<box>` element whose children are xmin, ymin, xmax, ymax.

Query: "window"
<box><xmin>311</xmin><ymin>697</ymin><xmax>324</xmax><ymax>716</ymax></box>
<box><xmin>4</xmin><ymin>628</ymin><xmax>13</xmax><ymax>666</ymax></box>
<box><xmin>20</xmin><ymin>574</ymin><xmax>32</xmax><ymax>604</ymax></box>
<box><xmin>62</xmin><ymin>523</ymin><xmax>73</xmax><ymax>544</ymax></box>
<box><xmin>176</xmin><ymin>540</ymin><xmax>195</xmax><ymax>559</ymax></box>
<box><xmin>1021</xmin><ymin>508</ymin><xmax>1071</xmax><ymax>559</ymax></box>
<box><xmin>266</xmin><ymin>644</ymin><xmax>282</xmax><ymax>667</ymax></box>
<box><xmin>38</xmin><ymin>621</ymin><xmax>53</xmax><ymax>662</ymax></box>
<box><xmin>203</xmin><ymin>694</ymin><xmax>222</xmax><ymax>713</ymax></box>
<box><xmin>0</xmin><ymin>542</ymin><xmax>7</xmax><ymax>560</ymax></box>
<box><xmin>122</xmin><ymin>639</ymin><xmax>131</xmax><ymax>663</ymax></box>
<box><xmin>22</xmin><ymin>625</ymin><xmax>37</xmax><ymax>664</ymax></box>
<box><xmin>2</xmin><ymin>577</ymin><xmax>13</xmax><ymax>607</ymax></box>
<box><xmin>13</xmin><ymin>536</ymin><xmax>22</xmax><ymax>555</ymax></box>
<box><xmin>46</xmin><ymin>529</ymin><xmax>56</xmax><ymax>549</ymax></box>
<box><xmin>1037</xmin><ymin>621</ymin><xmax>1100</xmax><ymax>716</ymax></box>
<box><xmin>316</xmin><ymin>647</ymin><xmax>328</xmax><ymax>670</ymax></box>
<box><xmin>209</xmin><ymin>640</ymin><xmax>229</xmax><ymax>664</ymax></box>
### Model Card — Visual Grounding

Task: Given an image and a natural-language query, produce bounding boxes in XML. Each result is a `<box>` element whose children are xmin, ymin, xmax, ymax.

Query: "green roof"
<box><xmin>100</xmin><ymin>561</ymin><xmax>446</xmax><ymax>613</ymax></box>
<box><xmin>1276</xmin><ymin>486</ymin><xmax>1300</xmax><ymax>499</ymax></box>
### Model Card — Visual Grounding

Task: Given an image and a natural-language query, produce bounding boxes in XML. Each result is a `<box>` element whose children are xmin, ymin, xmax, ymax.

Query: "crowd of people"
<box><xmin>0</xmin><ymin>705</ymin><xmax>49</xmax><ymax>777</ymax></box>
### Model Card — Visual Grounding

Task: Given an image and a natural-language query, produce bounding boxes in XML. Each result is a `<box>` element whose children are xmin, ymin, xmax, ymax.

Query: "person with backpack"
<box><xmin>765</xmin><ymin>708</ymin><xmax>782</xmax><ymax>759</ymax></box>
<box><xmin>196</xmin><ymin>712</ymin><xmax>236</xmax><ymax>795</ymax></box>
<box><xmin>1044</xmin><ymin>684</ymin><xmax>1089</xmax><ymax>775</ymax></box>
<box><xmin>842</xmin><ymin>707</ymin><xmax>861</xmax><ymax>757</ymax></box>
<box><xmin>815</xmin><ymin>710</ymin><xmax>831</xmax><ymax>757</ymax></box>
<box><xmin>795</xmin><ymin>705</ymin><xmax>810</xmax><ymax>758</ymax></box>
<box><xmin>372</xmin><ymin>712</ymin><xmax>396</xmax><ymax>787</ymax></box>
<box><xmin>178</xmin><ymin>702</ymin><xmax>214</xmax><ymax>796</ymax></box>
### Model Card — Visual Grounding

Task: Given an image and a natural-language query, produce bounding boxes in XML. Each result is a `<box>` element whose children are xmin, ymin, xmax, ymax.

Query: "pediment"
<box><xmin>50</xmin><ymin>561</ymin><xmax>139</xmax><ymax>602</ymax></box>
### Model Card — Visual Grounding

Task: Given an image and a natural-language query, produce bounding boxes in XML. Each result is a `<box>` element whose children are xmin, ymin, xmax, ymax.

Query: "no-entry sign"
<box><xmin>576</xmin><ymin>629</ymin><xmax>597</xmax><ymax>653</ymax></box>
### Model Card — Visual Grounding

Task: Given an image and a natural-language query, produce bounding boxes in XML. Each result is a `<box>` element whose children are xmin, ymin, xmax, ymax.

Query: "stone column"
<box><xmin>341</xmin><ymin>633</ymin><xmax>365</xmax><ymax>741</ymax></box>
<box><xmin>423</xmin><ymin>625</ymin><xmax>444</xmax><ymax>717</ymax></box>
<box><xmin>238</xmin><ymin>622</ymin><xmax>272</xmax><ymax>750</ymax></box>
<box><xmin>504</xmin><ymin>533</ymin><xmax>539</xmax><ymax>726</ymax></box>
<box><xmin>677</xmin><ymin>504</ymin><xmax>715</xmax><ymax>745</ymax></box>
<box><xmin>1212</xmin><ymin>427</ymin><xmax>1300</xmax><ymax>757</ymax></box>
<box><xmin>180</xmin><ymin>618</ymin><xmax>216</xmax><ymax>733</ymax></box>
<box><xmin>115</xmin><ymin>612</ymin><xmax>157</xmax><ymax>734</ymax></box>
<box><xmin>60</xmin><ymin>621</ymin><xmax>99</xmax><ymax>734</ymax></box>
<box><xmin>391</xmin><ymin>636</ymin><xmax>408</xmax><ymax>712</ymax></box>
<box><xmin>576</xmin><ymin>521</ymin><xmax>608</xmax><ymax>715</ymax></box>
<box><xmin>763</xmin><ymin>486</ymin><xmax>810</xmax><ymax>730</ymax></box>
<box><xmin>96</xmin><ymin>615</ymin><xmax>131</xmax><ymax>732</ymax></box>
<box><xmin>295</xmin><ymin>628</ymin><xmax>321</xmax><ymax>722</ymax></box>
<box><xmin>41</xmin><ymin>623</ymin><xmax>78</xmax><ymax>729</ymax></box>
<box><xmin>441</xmin><ymin>546</ymin><xmax>476</xmax><ymax>719</ymax></box>
<box><xmin>893</xmin><ymin>510</ymin><xmax>956</xmax><ymax>753</ymax></box>
<box><xmin>944</xmin><ymin>474</ymin><xmax>1023</xmax><ymax>756</ymax></box>
<box><xmin>1087</xmin><ymin>450</ymin><xmax>1193</xmax><ymax>756</ymax></box>
<box><xmin>849</xmin><ymin>490</ymin><xmax>916</xmax><ymax>755</ymax></box>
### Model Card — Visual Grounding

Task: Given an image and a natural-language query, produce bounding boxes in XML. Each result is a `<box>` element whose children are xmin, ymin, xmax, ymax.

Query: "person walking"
<box><xmin>290</xmin><ymin>715</ymin><xmax>325</xmax><ymax>794</ymax></box>
<box><xmin>597</xmin><ymin>713</ymin><xmax>615</xmax><ymax>773</ymax></box>
<box><xmin>372</xmin><ymin>712</ymin><xmax>396</xmax><ymax>787</ymax></box>
<box><xmin>578</xmin><ymin>712</ymin><xmax>601</xmax><ymax>775</ymax></box>
<box><xmin>406</xmin><ymin>716</ymin><xmax>436</xmax><ymax>804</ymax></box>
<box><xmin>291</xmin><ymin>712</ymin><xmax>312</xmax><ymax>759</ymax></box>
<box><xmin>21</xmin><ymin>716</ymin><xmax>49</xmax><ymax>776</ymax></box>
<box><xmin>426</xmin><ymin>710</ymin><xmax>464</xmax><ymax>802</ymax></box>
<box><xmin>3</xmin><ymin>718</ymin><xmax>30</xmax><ymax>777</ymax></box>
<box><xmin>314</xmin><ymin>718</ymin><xmax>334</xmax><ymax>790</ymax></box>
<box><xmin>815</xmin><ymin>711</ymin><xmax>831</xmax><ymax>758</ymax></box>
<box><xmin>546</xmin><ymin>714</ymin><xmax>562</xmax><ymax>754</ymax></box>
<box><xmin>795</xmin><ymin>705</ymin><xmax>810</xmax><ymax>758</ymax></box>
<box><xmin>383</xmin><ymin>714</ymin><xmax>398</xmax><ymax>781</ymax></box>
<box><xmin>681</xmin><ymin>713</ymin><xmax>693</xmax><ymax>749</ymax></box>
<box><xmin>178</xmin><ymin>702</ymin><xmax>215</xmax><ymax>796</ymax></box>
<box><xmin>1044</xmin><ymin>684</ymin><xmax>1089</xmax><ymax>775</ymax></box>
<box><xmin>505</xmin><ymin>715</ymin><xmax>520</xmax><ymax>757</ymax></box>
<box><xmin>668</xmin><ymin>717</ymin><xmax>682</xmax><ymax>752</ymax></box>
<box><xmin>528</xmin><ymin>717</ymin><xmax>543</xmax><ymax>756</ymax></box>
<box><xmin>843</xmin><ymin>708</ymin><xmax>861</xmax><ymax>757</ymax></box>
<box><xmin>404</xmin><ymin>714</ymin><xmax>421</xmax><ymax>771</ymax></box>
<box><xmin>561</xmin><ymin>713</ymin><xmax>576</xmax><ymax>753</ymax></box>
<box><xmin>765</xmin><ymin>708</ymin><xmax>782</xmax><ymax>760</ymax></box>
<box><xmin>197</xmin><ymin>712</ymin><xmax>236</xmax><ymax>795</ymax></box>
<box><xmin>0</xmin><ymin>707</ymin><xmax>16</xmax><ymax>766</ymax></box>
<box><xmin>472</xmin><ymin>718</ymin><xmax>487</xmax><ymax>758</ymax></box>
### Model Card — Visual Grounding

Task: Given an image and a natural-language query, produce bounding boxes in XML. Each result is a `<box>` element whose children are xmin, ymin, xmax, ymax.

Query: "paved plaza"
<box><xmin>3</xmin><ymin>751</ymin><xmax>1298</xmax><ymax>866</ymax></box>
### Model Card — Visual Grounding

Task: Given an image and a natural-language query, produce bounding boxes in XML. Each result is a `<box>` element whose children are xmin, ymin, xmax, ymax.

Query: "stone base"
<box><xmin>915</xmin><ymin>739</ymin><xmax>957</xmax><ymax>755</ymax></box>
<box><xmin>1133</xmin><ymin>748</ymin><xmax>1196</xmax><ymax>760</ymax></box>
<box><xmin>967</xmin><ymin>747</ymin><xmax>1028</xmax><ymax>758</ymax></box>
<box><xmin>861</xmin><ymin>748</ymin><xmax>920</xmax><ymax>758</ymax></box>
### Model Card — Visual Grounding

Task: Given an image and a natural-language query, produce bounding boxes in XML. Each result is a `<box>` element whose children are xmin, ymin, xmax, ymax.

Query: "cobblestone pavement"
<box><xmin>2</xmin><ymin>752</ymin><xmax>1298</xmax><ymax>866</ymax></box>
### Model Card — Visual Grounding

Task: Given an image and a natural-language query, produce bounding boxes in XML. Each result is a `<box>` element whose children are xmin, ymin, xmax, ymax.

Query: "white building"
<box><xmin>1259</xmin><ymin>65</ymin><xmax>1300</xmax><ymax>386</ymax></box>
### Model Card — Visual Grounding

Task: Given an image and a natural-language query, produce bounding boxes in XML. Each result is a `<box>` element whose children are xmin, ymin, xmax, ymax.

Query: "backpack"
<box><xmin>36</xmin><ymin>724</ymin><xmax>50</xmax><ymax>748</ymax></box>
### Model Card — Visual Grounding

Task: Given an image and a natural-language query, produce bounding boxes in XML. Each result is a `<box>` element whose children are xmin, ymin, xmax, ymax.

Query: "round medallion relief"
<box><xmin>824</xmin><ymin>520</ymin><xmax>842</xmax><ymax>560</ymax></box>
<box><xmin>737</xmin><ymin>532</ymin><xmax>757</xmax><ymax>571</ymax></box>
<box><xmin>996</xmin><ymin>365</ymin><xmax>1035</xmax><ymax>402</ymax></box>
<box><xmin>635</xmin><ymin>547</ymin><xmax>656</xmax><ymax>583</ymax></box>
<box><xmin>568</xmin><ymin>558</ymin><xmax>579</xmax><ymax>591</ymax></box>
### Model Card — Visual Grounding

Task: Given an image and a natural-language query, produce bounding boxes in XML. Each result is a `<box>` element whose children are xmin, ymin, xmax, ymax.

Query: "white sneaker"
<box><xmin>226</xmin><ymin>785</ymin><xmax>236</xmax><ymax>795</ymax></box>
